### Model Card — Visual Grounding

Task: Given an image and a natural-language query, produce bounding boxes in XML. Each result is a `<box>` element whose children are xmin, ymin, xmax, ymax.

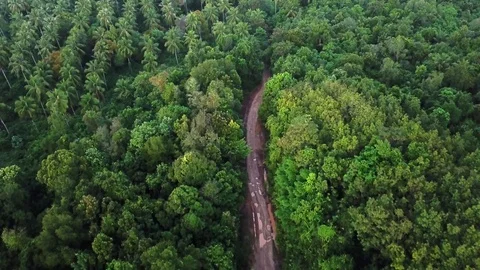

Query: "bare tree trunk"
<box><xmin>0</xmin><ymin>117</ymin><xmax>9</xmax><ymax>135</ymax></box>
<box><xmin>102</xmin><ymin>73</ymin><xmax>108</xmax><ymax>89</ymax></box>
<box><xmin>1</xmin><ymin>69</ymin><xmax>11</xmax><ymax>89</ymax></box>
<box><xmin>31</xmin><ymin>118</ymin><xmax>39</xmax><ymax>132</ymax></box>
<box><xmin>22</xmin><ymin>70</ymin><xmax>28</xmax><ymax>82</ymax></box>
<box><xmin>68</xmin><ymin>97</ymin><xmax>76</xmax><ymax>115</ymax></box>
<box><xmin>175</xmin><ymin>51</ymin><xmax>179</xmax><ymax>64</ymax></box>
<box><xmin>28</xmin><ymin>52</ymin><xmax>37</xmax><ymax>65</ymax></box>
<box><xmin>40</xmin><ymin>102</ymin><xmax>48</xmax><ymax>118</ymax></box>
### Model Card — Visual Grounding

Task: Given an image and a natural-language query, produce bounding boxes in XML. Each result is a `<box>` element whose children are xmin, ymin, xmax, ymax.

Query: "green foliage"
<box><xmin>2</xmin><ymin>0</ymin><xmax>480</xmax><ymax>269</ymax></box>
<box><xmin>264</xmin><ymin>2</ymin><xmax>480</xmax><ymax>267</ymax></box>
<box><xmin>37</xmin><ymin>150</ymin><xmax>85</xmax><ymax>196</ymax></box>
<box><xmin>0</xmin><ymin>0</ymin><xmax>271</xmax><ymax>267</ymax></box>
<box><xmin>92</xmin><ymin>233</ymin><xmax>114</xmax><ymax>261</ymax></box>
<box><xmin>261</xmin><ymin>1</ymin><xmax>479</xmax><ymax>269</ymax></box>
<box><xmin>173</xmin><ymin>151</ymin><xmax>216</xmax><ymax>187</ymax></box>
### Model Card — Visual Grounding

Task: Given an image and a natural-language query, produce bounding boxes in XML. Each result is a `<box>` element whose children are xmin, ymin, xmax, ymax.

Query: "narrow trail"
<box><xmin>243</xmin><ymin>69</ymin><xmax>280</xmax><ymax>270</ymax></box>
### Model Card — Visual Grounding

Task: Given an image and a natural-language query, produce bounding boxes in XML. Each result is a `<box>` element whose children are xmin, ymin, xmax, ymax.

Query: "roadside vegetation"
<box><xmin>263</xmin><ymin>0</ymin><xmax>480</xmax><ymax>269</ymax></box>
<box><xmin>1</xmin><ymin>0</ymin><xmax>480</xmax><ymax>269</ymax></box>
<box><xmin>0</xmin><ymin>0</ymin><xmax>268</xmax><ymax>268</ymax></box>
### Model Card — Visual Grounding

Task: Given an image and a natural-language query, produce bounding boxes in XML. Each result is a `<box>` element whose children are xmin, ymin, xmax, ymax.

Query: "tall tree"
<box><xmin>226</xmin><ymin>7</ymin><xmax>240</xmax><ymax>24</ymax></box>
<box><xmin>186</xmin><ymin>11</ymin><xmax>202</xmax><ymax>40</ymax></box>
<box><xmin>0</xmin><ymin>102</ymin><xmax>11</xmax><ymax>134</ymax></box>
<box><xmin>26</xmin><ymin>74</ymin><xmax>49</xmax><ymax>117</ymax></box>
<box><xmin>96</xmin><ymin>0</ymin><xmax>116</xmax><ymax>28</ymax></box>
<box><xmin>142</xmin><ymin>34</ymin><xmax>160</xmax><ymax>72</ymax></box>
<box><xmin>15</xmin><ymin>96</ymin><xmax>38</xmax><ymax>130</ymax></box>
<box><xmin>217</xmin><ymin>0</ymin><xmax>231</xmax><ymax>22</ymax></box>
<box><xmin>140</xmin><ymin>0</ymin><xmax>160</xmax><ymax>29</ymax></box>
<box><xmin>161</xmin><ymin>2</ymin><xmax>177</xmax><ymax>26</ymax></box>
<box><xmin>46</xmin><ymin>88</ymin><xmax>69</xmax><ymax>131</ymax></box>
<box><xmin>0</xmin><ymin>36</ymin><xmax>11</xmax><ymax>89</ymax></box>
<box><xmin>165</xmin><ymin>27</ymin><xmax>182</xmax><ymax>64</ymax></box>
<box><xmin>203</xmin><ymin>3</ymin><xmax>218</xmax><ymax>26</ymax></box>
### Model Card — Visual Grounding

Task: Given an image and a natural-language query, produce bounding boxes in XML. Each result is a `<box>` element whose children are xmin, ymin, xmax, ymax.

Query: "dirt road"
<box><xmin>243</xmin><ymin>70</ymin><xmax>280</xmax><ymax>270</ymax></box>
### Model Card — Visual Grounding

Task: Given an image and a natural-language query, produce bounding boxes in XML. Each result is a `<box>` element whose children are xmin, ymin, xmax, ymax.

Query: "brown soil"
<box><xmin>242</xmin><ymin>69</ymin><xmax>280</xmax><ymax>270</ymax></box>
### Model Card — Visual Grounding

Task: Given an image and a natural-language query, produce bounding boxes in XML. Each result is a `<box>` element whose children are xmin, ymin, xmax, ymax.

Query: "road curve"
<box><xmin>244</xmin><ymin>70</ymin><xmax>280</xmax><ymax>270</ymax></box>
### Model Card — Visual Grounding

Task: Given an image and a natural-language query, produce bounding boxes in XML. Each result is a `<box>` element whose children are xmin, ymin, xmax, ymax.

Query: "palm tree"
<box><xmin>217</xmin><ymin>0</ymin><xmax>231</xmax><ymax>22</ymax></box>
<box><xmin>235</xmin><ymin>38</ymin><xmax>252</xmax><ymax>56</ymax></box>
<box><xmin>46</xmin><ymin>88</ymin><xmax>69</xmax><ymax>116</ymax></box>
<box><xmin>15</xmin><ymin>20</ymin><xmax>37</xmax><ymax>54</ymax></box>
<box><xmin>235</xmin><ymin>22</ymin><xmax>250</xmax><ymax>38</ymax></box>
<box><xmin>165</xmin><ymin>27</ymin><xmax>182</xmax><ymax>64</ymax></box>
<box><xmin>93</xmin><ymin>39</ymin><xmax>113</xmax><ymax>71</ymax></box>
<box><xmin>114</xmin><ymin>78</ymin><xmax>133</xmax><ymax>101</ymax></box>
<box><xmin>161</xmin><ymin>3</ymin><xmax>177</xmax><ymax>26</ymax></box>
<box><xmin>26</xmin><ymin>74</ymin><xmax>48</xmax><ymax>117</ymax></box>
<box><xmin>0</xmin><ymin>103</ymin><xmax>11</xmax><ymax>135</ymax></box>
<box><xmin>116</xmin><ymin>17</ymin><xmax>133</xmax><ymax>39</ymax></box>
<box><xmin>117</xmin><ymin>37</ymin><xmax>134</xmax><ymax>68</ymax></box>
<box><xmin>246</xmin><ymin>9</ymin><xmax>266</xmax><ymax>28</ymax></box>
<box><xmin>0</xmin><ymin>37</ymin><xmax>11</xmax><ymax>89</ymax></box>
<box><xmin>184</xmin><ymin>30</ymin><xmax>199</xmax><ymax>50</ymax></box>
<box><xmin>35</xmin><ymin>60</ymin><xmax>54</xmax><ymax>86</ymax></box>
<box><xmin>75</xmin><ymin>0</ymin><xmax>94</xmax><ymax>22</ymax></box>
<box><xmin>7</xmin><ymin>0</ymin><xmax>28</xmax><ymax>14</ymax></box>
<box><xmin>60</xmin><ymin>64</ymin><xmax>82</xmax><ymax>92</ymax></box>
<box><xmin>28</xmin><ymin>5</ymin><xmax>46</xmax><ymax>30</ymax></box>
<box><xmin>9</xmin><ymin>21</ymin><xmax>37</xmax><ymax>82</ymax></box>
<box><xmin>15</xmin><ymin>96</ymin><xmax>38</xmax><ymax>130</ymax></box>
<box><xmin>57</xmin><ymin>80</ymin><xmax>79</xmax><ymax>115</ymax></box>
<box><xmin>97</xmin><ymin>1</ymin><xmax>115</xmax><ymax>28</ymax></box>
<box><xmin>142</xmin><ymin>35</ymin><xmax>159</xmax><ymax>72</ymax></box>
<box><xmin>86</xmin><ymin>55</ymin><xmax>108</xmax><ymax>85</ymax></box>
<box><xmin>46</xmin><ymin>88</ymin><xmax>69</xmax><ymax>131</ymax></box>
<box><xmin>43</xmin><ymin>16</ymin><xmax>61</xmax><ymax>48</ymax></box>
<box><xmin>85</xmin><ymin>72</ymin><xmax>106</xmax><ymax>100</ymax></box>
<box><xmin>73</xmin><ymin>9</ymin><xmax>91</xmax><ymax>30</ymax></box>
<box><xmin>142</xmin><ymin>50</ymin><xmax>158</xmax><ymax>72</ymax></box>
<box><xmin>186</xmin><ymin>11</ymin><xmax>202</xmax><ymax>40</ymax></box>
<box><xmin>141</xmin><ymin>0</ymin><xmax>160</xmax><ymax>29</ymax></box>
<box><xmin>67</xmin><ymin>27</ymin><xmax>87</xmax><ymax>56</ymax></box>
<box><xmin>86</xmin><ymin>60</ymin><xmax>106</xmax><ymax>79</ymax></box>
<box><xmin>203</xmin><ymin>3</ymin><xmax>218</xmax><ymax>26</ymax></box>
<box><xmin>9</xmin><ymin>51</ymin><xmax>30</xmax><ymax>82</ymax></box>
<box><xmin>80</xmin><ymin>93</ymin><xmax>100</xmax><ymax>114</ymax></box>
<box><xmin>213</xmin><ymin>21</ymin><xmax>229</xmax><ymax>49</ymax></box>
<box><xmin>36</xmin><ymin>35</ymin><xmax>55</xmax><ymax>59</ymax></box>
<box><xmin>123</xmin><ymin>0</ymin><xmax>138</xmax><ymax>24</ymax></box>
<box><xmin>144</xmin><ymin>9</ymin><xmax>161</xmax><ymax>29</ymax></box>
<box><xmin>226</xmin><ymin>7</ymin><xmax>240</xmax><ymax>24</ymax></box>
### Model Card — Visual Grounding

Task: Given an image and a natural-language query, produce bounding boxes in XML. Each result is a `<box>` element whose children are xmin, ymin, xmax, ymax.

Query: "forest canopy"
<box><xmin>0</xmin><ymin>0</ymin><xmax>266</xmax><ymax>268</ymax></box>
<box><xmin>1</xmin><ymin>0</ymin><xmax>480</xmax><ymax>269</ymax></box>
<box><xmin>262</xmin><ymin>0</ymin><xmax>480</xmax><ymax>269</ymax></box>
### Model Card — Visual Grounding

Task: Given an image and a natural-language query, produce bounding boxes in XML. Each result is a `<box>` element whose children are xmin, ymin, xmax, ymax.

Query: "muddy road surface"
<box><xmin>243</xmin><ymin>70</ymin><xmax>280</xmax><ymax>270</ymax></box>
